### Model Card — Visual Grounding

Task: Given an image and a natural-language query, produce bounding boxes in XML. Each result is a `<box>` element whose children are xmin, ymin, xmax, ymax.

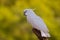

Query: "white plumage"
<box><xmin>24</xmin><ymin>9</ymin><xmax>50</xmax><ymax>37</ymax></box>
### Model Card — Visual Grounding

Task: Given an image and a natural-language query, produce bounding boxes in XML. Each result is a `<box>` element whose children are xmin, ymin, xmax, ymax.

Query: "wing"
<box><xmin>27</xmin><ymin>15</ymin><xmax>49</xmax><ymax>33</ymax></box>
<box><xmin>34</xmin><ymin>16</ymin><xmax>49</xmax><ymax>33</ymax></box>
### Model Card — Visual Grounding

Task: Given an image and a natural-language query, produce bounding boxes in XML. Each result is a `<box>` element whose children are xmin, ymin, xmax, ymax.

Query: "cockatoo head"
<box><xmin>24</xmin><ymin>9</ymin><xmax>35</xmax><ymax>16</ymax></box>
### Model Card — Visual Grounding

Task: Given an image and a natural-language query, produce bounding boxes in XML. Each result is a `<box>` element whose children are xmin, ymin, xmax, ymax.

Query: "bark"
<box><xmin>32</xmin><ymin>28</ymin><xmax>48</xmax><ymax>40</ymax></box>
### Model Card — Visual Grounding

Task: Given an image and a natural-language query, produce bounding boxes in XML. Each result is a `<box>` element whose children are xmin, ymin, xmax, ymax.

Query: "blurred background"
<box><xmin>0</xmin><ymin>0</ymin><xmax>60</xmax><ymax>40</ymax></box>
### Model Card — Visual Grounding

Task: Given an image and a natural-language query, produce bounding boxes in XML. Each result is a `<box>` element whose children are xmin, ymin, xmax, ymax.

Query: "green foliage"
<box><xmin>0</xmin><ymin>0</ymin><xmax>60</xmax><ymax>40</ymax></box>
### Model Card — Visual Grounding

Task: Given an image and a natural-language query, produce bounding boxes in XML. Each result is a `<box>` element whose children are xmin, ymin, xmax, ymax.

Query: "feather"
<box><xmin>24</xmin><ymin>9</ymin><xmax>50</xmax><ymax>37</ymax></box>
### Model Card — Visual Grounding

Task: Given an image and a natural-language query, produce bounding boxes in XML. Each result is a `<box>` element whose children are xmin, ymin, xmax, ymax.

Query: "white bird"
<box><xmin>24</xmin><ymin>9</ymin><xmax>50</xmax><ymax>37</ymax></box>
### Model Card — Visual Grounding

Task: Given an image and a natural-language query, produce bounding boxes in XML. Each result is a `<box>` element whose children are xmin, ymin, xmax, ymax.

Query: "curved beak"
<box><xmin>24</xmin><ymin>11</ymin><xmax>27</xmax><ymax>16</ymax></box>
<box><xmin>24</xmin><ymin>11</ymin><xmax>26</xmax><ymax>16</ymax></box>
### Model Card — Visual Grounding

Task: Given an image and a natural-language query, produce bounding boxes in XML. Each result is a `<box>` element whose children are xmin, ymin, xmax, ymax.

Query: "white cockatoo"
<box><xmin>24</xmin><ymin>9</ymin><xmax>50</xmax><ymax>37</ymax></box>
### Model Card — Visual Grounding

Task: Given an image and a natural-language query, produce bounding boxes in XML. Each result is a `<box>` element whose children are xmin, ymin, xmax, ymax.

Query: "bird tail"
<box><xmin>41</xmin><ymin>31</ymin><xmax>51</xmax><ymax>37</ymax></box>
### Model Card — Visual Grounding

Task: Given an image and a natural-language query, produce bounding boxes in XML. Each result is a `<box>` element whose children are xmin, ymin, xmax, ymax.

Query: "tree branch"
<box><xmin>32</xmin><ymin>28</ymin><xmax>49</xmax><ymax>40</ymax></box>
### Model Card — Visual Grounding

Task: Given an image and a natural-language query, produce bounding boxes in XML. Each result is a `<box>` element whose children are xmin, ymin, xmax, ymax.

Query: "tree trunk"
<box><xmin>32</xmin><ymin>28</ymin><xmax>48</xmax><ymax>40</ymax></box>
